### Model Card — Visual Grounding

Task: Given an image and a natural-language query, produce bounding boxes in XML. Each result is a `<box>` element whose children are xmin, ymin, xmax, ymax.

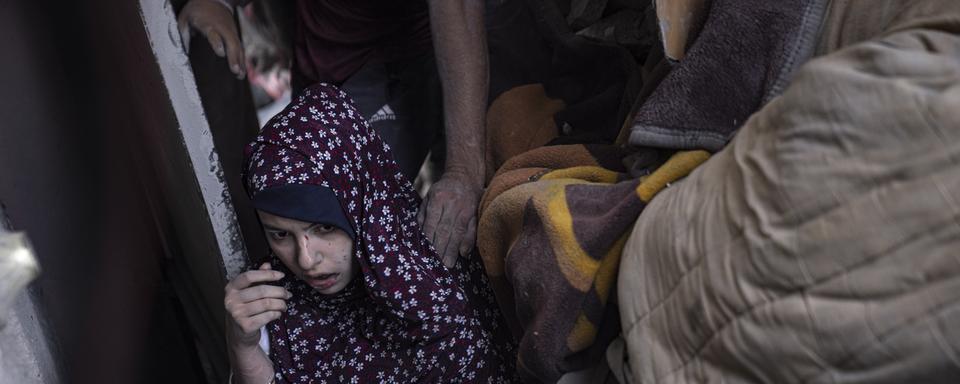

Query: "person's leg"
<box><xmin>341</xmin><ymin>55</ymin><xmax>443</xmax><ymax>183</ymax></box>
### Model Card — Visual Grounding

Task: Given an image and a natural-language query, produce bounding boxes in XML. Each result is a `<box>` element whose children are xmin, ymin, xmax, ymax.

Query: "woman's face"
<box><xmin>257</xmin><ymin>210</ymin><xmax>357</xmax><ymax>295</ymax></box>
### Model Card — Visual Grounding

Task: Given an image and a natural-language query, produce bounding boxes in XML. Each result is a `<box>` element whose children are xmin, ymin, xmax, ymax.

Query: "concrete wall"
<box><xmin>0</xmin><ymin>206</ymin><xmax>58</xmax><ymax>384</ymax></box>
<box><xmin>0</xmin><ymin>1</ymin><xmax>242</xmax><ymax>382</ymax></box>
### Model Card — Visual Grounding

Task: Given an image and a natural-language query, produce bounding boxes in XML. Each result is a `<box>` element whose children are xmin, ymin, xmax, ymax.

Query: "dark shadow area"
<box><xmin>0</xmin><ymin>1</ymin><xmax>218</xmax><ymax>382</ymax></box>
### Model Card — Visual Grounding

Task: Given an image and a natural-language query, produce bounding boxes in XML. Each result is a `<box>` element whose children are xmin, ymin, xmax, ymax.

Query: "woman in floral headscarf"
<box><xmin>225</xmin><ymin>83</ymin><xmax>517</xmax><ymax>383</ymax></box>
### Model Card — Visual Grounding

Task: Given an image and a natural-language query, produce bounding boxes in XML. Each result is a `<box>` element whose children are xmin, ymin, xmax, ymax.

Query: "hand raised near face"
<box><xmin>224</xmin><ymin>262</ymin><xmax>291</xmax><ymax>348</ymax></box>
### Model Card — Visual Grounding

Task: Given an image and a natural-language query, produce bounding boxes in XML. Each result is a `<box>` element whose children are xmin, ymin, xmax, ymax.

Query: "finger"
<box><xmin>434</xmin><ymin>224</ymin><xmax>452</xmax><ymax>267</ymax></box>
<box><xmin>459</xmin><ymin>216</ymin><xmax>477</xmax><ymax>258</ymax></box>
<box><xmin>440</xmin><ymin>210</ymin><xmax>469</xmax><ymax>267</ymax></box>
<box><xmin>259</xmin><ymin>262</ymin><xmax>271</xmax><ymax>271</ymax></box>
<box><xmin>417</xmin><ymin>193</ymin><xmax>430</xmax><ymax>226</ymax></box>
<box><xmin>443</xmin><ymin>248</ymin><xmax>458</xmax><ymax>268</ymax></box>
<box><xmin>204</xmin><ymin>28</ymin><xmax>226</xmax><ymax>57</ymax></box>
<box><xmin>236</xmin><ymin>298</ymin><xmax>287</xmax><ymax>318</ymax></box>
<box><xmin>229</xmin><ymin>269</ymin><xmax>284</xmax><ymax>290</ymax></box>
<box><xmin>240</xmin><ymin>311</ymin><xmax>283</xmax><ymax>334</ymax></box>
<box><xmin>431</xmin><ymin>211</ymin><xmax>458</xmax><ymax>268</ymax></box>
<box><xmin>421</xmin><ymin>196</ymin><xmax>445</xmax><ymax>246</ymax></box>
<box><xmin>221</xmin><ymin>26</ymin><xmax>246</xmax><ymax>78</ymax></box>
<box><xmin>237</xmin><ymin>284</ymin><xmax>291</xmax><ymax>303</ymax></box>
<box><xmin>435</xmin><ymin>224</ymin><xmax>456</xmax><ymax>268</ymax></box>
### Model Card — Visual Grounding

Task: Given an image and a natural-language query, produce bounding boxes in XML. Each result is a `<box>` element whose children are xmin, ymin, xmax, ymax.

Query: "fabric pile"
<box><xmin>617</xmin><ymin>0</ymin><xmax>960</xmax><ymax>382</ymax></box>
<box><xmin>478</xmin><ymin>145</ymin><xmax>707</xmax><ymax>381</ymax></box>
<box><xmin>478</xmin><ymin>0</ymin><xmax>823</xmax><ymax>380</ymax></box>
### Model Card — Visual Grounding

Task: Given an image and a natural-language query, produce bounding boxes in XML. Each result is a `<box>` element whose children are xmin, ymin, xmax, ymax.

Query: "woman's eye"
<box><xmin>313</xmin><ymin>224</ymin><xmax>335</xmax><ymax>234</ymax></box>
<box><xmin>268</xmin><ymin>231</ymin><xmax>289</xmax><ymax>241</ymax></box>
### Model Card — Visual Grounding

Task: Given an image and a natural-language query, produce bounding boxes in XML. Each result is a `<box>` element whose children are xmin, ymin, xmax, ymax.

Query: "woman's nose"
<box><xmin>296</xmin><ymin>233</ymin><xmax>319</xmax><ymax>269</ymax></box>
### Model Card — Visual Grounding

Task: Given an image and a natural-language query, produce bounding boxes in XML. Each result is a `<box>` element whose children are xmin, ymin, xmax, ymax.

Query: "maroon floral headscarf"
<box><xmin>243</xmin><ymin>83</ymin><xmax>516</xmax><ymax>383</ymax></box>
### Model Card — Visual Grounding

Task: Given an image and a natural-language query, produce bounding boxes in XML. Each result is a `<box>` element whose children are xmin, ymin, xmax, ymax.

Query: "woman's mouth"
<box><xmin>306</xmin><ymin>273</ymin><xmax>339</xmax><ymax>290</ymax></box>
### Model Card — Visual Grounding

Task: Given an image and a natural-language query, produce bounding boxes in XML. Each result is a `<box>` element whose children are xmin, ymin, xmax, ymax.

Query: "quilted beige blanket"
<box><xmin>617</xmin><ymin>1</ymin><xmax>960</xmax><ymax>382</ymax></box>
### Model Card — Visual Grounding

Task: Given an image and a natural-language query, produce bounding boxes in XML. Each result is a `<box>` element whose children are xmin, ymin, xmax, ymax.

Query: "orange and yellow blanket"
<box><xmin>477</xmin><ymin>144</ymin><xmax>708</xmax><ymax>381</ymax></box>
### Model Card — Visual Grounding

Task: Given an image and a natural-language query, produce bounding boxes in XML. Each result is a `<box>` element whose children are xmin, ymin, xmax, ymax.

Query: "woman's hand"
<box><xmin>177</xmin><ymin>0</ymin><xmax>246</xmax><ymax>79</ymax></box>
<box><xmin>224</xmin><ymin>262</ymin><xmax>290</xmax><ymax>348</ymax></box>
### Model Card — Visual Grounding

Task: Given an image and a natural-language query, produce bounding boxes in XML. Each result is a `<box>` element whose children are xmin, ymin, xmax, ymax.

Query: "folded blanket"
<box><xmin>478</xmin><ymin>145</ymin><xmax>709</xmax><ymax>381</ymax></box>
<box><xmin>628</xmin><ymin>0</ymin><xmax>829</xmax><ymax>151</ymax></box>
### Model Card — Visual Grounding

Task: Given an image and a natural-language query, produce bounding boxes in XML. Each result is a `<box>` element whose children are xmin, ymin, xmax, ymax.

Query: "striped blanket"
<box><xmin>477</xmin><ymin>144</ymin><xmax>708</xmax><ymax>381</ymax></box>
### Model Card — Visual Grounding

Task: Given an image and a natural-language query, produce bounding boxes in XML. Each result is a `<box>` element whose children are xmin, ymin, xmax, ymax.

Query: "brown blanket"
<box><xmin>478</xmin><ymin>144</ymin><xmax>708</xmax><ymax>381</ymax></box>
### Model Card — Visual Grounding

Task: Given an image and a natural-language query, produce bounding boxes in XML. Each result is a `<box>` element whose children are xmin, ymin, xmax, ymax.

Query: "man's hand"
<box><xmin>224</xmin><ymin>262</ymin><xmax>289</xmax><ymax>348</ymax></box>
<box><xmin>177</xmin><ymin>0</ymin><xmax>246</xmax><ymax>79</ymax></box>
<box><xmin>418</xmin><ymin>171</ymin><xmax>483</xmax><ymax>268</ymax></box>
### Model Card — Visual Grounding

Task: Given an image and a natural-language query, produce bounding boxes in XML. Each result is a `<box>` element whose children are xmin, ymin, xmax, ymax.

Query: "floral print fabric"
<box><xmin>243</xmin><ymin>83</ymin><xmax>517</xmax><ymax>383</ymax></box>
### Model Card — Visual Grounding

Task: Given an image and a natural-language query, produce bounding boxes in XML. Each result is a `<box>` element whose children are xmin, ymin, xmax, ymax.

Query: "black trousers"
<box><xmin>340</xmin><ymin>54</ymin><xmax>445</xmax><ymax>183</ymax></box>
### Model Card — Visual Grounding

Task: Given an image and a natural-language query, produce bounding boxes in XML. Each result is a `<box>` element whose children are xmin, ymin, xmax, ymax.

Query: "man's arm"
<box><xmin>419</xmin><ymin>0</ymin><xmax>489</xmax><ymax>267</ymax></box>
